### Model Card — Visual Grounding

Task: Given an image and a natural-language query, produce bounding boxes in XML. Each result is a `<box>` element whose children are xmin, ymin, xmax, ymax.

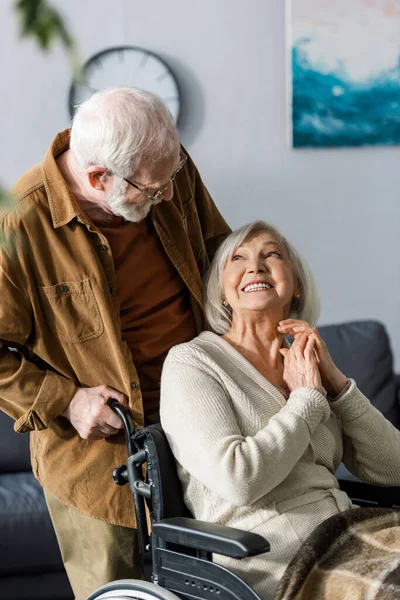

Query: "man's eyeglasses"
<box><xmin>122</xmin><ymin>152</ymin><xmax>187</xmax><ymax>202</ymax></box>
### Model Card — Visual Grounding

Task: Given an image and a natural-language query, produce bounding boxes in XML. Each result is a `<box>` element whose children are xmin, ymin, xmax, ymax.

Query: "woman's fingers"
<box><xmin>292</xmin><ymin>327</ymin><xmax>323</xmax><ymax>345</ymax></box>
<box><xmin>279</xmin><ymin>321</ymin><xmax>315</xmax><ymax>337</ymax></box>
<box><xmin>304</xmin><ymin>336</ymin><xmax>317</xmax><ymax>361</ymax></box>
<box><xmin>281</xmin><ymin>333</ymin><xmax>322</xmax><ymax>392</ymax></box>
<box><xmin>292</xmin><ymin>332</ymin><xmax>308</xmax><ymax>361</ymax></box>
<box><xmin>278</xmin><ymin>320</ymin><xmax>326</xmax><ymax>354</ymax></box>
<box><xmin>291</xmin><ymin>326</ymin><xmax>314</xmax><ymax>335</ymax></box>
<box><xmin>304</xmin><ymin>337</ymin><xmax>323</xmax><ymax>390</ymax></box>
<box><xmin>293</xmin><ymin>328</ymin><xmax>324</xmax><ymax>353</ymax></box>
<box><xmin>279</xmin><ymin>318</ymin><xmax>309</xmax><ymax>329</ymax></box>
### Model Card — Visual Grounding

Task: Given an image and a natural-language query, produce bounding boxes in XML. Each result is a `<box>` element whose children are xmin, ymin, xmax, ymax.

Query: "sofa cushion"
<box><xmin>0</xmin><ymin>572</ymin><xmax>73</xmax><ymax>600</ymax></box>
<box><xmin>0</xmin><ymin>472</ymin><xmax>64</xmax><ymax>575</ymax></box>
<box><xmin>319</xmin><ymin>320</ymin><xmax>400</xmax><ymax>429</ymax></box>
<box><xmin>0</xmin><ymin>411</ymin><xmax>31</xmax><ymax>473</ymax></box>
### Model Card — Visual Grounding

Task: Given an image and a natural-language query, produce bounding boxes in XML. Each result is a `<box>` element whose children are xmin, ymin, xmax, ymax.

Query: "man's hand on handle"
<box><xmin>62</xmin><ymin>386</ymin><xmax>127</xmax><ymax>440</ymax></box>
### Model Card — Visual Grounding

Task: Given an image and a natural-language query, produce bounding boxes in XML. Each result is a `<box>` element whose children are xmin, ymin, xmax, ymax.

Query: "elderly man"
<box><xmin>0</xmin><ymin>87</ymin><xmax>230</xmax><ymax>599</ymax></box>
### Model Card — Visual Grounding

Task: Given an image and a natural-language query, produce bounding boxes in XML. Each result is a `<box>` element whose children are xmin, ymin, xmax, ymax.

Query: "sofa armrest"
<box><xmin>152</xmin><ymin>517</ymin><xmax>270</xmax><ymax>559</ymax></box>
<box><xmin>339</xmin><ymin>478</ymin><xmax>400</xmax><ymax>509</ymax></box>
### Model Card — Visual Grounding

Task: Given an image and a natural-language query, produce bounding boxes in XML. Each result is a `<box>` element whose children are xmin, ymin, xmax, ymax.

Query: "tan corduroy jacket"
<box><xmin>0</xmin><ymin>130</ymin><xmax>230</xmax><ymax>527</ymax></box>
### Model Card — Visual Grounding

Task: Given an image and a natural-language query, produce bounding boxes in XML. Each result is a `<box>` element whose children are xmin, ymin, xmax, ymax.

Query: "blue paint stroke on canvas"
<box><xmin>292</xmin><ymin>39</ymin><xmax>400</xmax><ymax>147</ymax></box>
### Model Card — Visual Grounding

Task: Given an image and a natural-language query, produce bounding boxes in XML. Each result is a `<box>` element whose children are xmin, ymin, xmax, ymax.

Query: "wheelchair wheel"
<box><xmin>86</xmin><ymin>579</ymin><xmax>182</xmax><ymax>599</ymax></box>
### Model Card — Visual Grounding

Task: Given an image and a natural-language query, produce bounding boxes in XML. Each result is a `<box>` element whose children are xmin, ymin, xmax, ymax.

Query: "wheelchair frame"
<box><xmin>87</xmin><ymin>401</ymin><xmax>400</xmax><ymax>600</ymax></box>
<box><xmin>88</xmin><ymin>401</ymin><xmax>270</xmax><ymax>600</ymax></box>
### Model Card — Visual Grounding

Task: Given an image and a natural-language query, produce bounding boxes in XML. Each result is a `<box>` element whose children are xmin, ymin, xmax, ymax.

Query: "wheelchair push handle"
<box><xmin>107</xmin><ymin>398</ymin><xmax>136</xmax><ymax>456</ymax></box>
<box><xmin>106</xmin><ymin>399</ymin><xmax>151</xmax><ymax>558</ymax></box>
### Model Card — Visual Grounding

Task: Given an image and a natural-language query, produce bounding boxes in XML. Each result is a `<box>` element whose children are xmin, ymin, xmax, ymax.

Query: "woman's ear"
<box><xmin>290</xmin><ymin>286</ymin><xmax>302</xmax><ymax>311</ymax></box>
<box><xmin>293</xmin><ymin>283</ymin><xmax>302</xmax><ymax>301</ymax></box>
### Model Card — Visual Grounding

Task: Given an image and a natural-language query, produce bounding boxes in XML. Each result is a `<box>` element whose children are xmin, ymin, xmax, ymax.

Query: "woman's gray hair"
<box><xmin>70</xmin><ymin>87</ymin><xmax>180</xmax><ymax>178</ymax></box>
<box><xmin>204</xmin><ymin>220</ymin><xmax>320</xmax><ymax>334</ymax></box>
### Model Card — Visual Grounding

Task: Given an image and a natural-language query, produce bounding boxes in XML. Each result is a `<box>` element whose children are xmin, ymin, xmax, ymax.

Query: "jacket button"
<box><xmin>100</xmin><ymin>244</ymin><xmax>108</xmax><ymax>251</ymax></box>
<box><xmin>59</xmin><ymin>284</ymin><xmax>69</xmax><ymax>293</ymax></box>
<box><xmin>131</xmin><ymin>381</ymin><xmax>139</xmax><ymax>390</ymax></box>
<box><xmin>110</xmin><ymin>287</ymin><xmax>117</xmax><ymax>296</ymax></box>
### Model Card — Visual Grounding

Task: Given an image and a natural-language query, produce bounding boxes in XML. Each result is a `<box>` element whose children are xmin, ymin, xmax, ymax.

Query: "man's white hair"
<box><xmin>70</xmin><ymin>87</ymin><xmax>180</xmax><ymax>178</ymax></box>
<box><xmin>204</xmin><ymin>220</ymin><xmax>321</xmax><ymax>334</ymax></box>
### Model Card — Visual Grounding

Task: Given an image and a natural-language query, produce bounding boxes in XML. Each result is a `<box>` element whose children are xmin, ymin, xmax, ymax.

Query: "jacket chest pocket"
<box><xmin>37</xmin><ymin>279</ymin><xmax>103</xmax><ymax>342</ymax></box>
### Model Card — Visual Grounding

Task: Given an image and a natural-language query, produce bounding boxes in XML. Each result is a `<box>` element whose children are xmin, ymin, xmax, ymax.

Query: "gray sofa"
<box><xmin>0</xmin><ymin>319</ymin><xmax>399</xmax><ymax>599</ymax></box>
<box><xmin>0</xmin><ymin>409</ymin><xmax>73</xmax><ymax>600</ymax></box>
<box><xmin>319</xmin><ymin>320</ymin><xmax>400</xmax><ymax>483</ymax></box>
<box><xmin>320</xmin><ymin>320</ymin><xmax>400</xmax><ymax>429</ymax></box>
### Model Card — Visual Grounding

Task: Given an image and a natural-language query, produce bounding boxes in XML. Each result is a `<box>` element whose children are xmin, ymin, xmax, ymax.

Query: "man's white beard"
<box><xmin>106</xmin><ymin>180</ymin><xmax>161</xmax><ymax>223</ymax></box>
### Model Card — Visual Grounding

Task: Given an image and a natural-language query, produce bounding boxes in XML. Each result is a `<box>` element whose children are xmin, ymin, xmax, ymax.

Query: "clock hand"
<box><xmin>139</xmin><ymin>53</ymin><xmax>150</xmax><ymax>68</ymax></box>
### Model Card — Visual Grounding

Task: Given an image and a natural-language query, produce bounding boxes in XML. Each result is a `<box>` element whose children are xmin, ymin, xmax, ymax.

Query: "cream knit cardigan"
<box><xmin>160</xmin><ymin>331</ymin><xmax>400</xmax><ymax>600</ymax></box>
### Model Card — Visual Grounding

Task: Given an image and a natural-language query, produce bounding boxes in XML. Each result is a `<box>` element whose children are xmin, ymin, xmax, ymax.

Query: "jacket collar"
<box><xmin>40</xmin><ymin>130</ymin><xmax>205</xmax><ymax>312</ymax></box>
<box><xmin>41</xmin><ymin>129</ymin><xmax>83</xmax><ymax>229</ymax></box>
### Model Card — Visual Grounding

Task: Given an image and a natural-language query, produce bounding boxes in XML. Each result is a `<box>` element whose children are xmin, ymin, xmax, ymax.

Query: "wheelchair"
<box><xmin>87</xmin><ymin>401</ymin><xmax>400</xmax><ymax>600</ymax></box>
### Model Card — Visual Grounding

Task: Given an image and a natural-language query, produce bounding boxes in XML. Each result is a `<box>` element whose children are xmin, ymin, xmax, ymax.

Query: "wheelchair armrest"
<box><xmin>152</xmin><ymin>517</ymin><xmax>270</xmax><ymax>559</ymax></box>
<box><xmin>339</xmin><ymin>478</ymin><xmax>400</xmax><ymax>508</ymax></box>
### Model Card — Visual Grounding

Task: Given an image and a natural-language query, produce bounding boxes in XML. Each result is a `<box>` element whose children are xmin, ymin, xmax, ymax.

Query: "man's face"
<box><xmin>107</xmin><ymin>153</ymin><xmax>180</xmax><ymax>222</ymax></box>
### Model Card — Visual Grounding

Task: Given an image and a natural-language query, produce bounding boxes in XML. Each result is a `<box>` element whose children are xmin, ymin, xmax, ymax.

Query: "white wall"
<box><xmin>1</xmin><ymin>0</ymin><xmax>399</xmax><ymax>368</ymax></box>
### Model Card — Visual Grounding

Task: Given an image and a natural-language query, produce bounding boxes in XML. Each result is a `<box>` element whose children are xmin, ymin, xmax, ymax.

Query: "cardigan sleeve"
<box><xmin>160</xmin><ymin>353</ymin><xmax>331</xmax><ymax>507</ymax></box>
<box><xmin>329</xmin><ymin>379</ymin><xmax>400</xmax><ymax>486</ymax></box>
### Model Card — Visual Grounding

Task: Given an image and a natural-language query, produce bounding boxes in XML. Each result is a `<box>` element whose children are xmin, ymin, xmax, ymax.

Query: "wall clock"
<box><xmin>68</xmin><ymin>46</ymin><xmax>181</xmax><ymax>124</ymax></box>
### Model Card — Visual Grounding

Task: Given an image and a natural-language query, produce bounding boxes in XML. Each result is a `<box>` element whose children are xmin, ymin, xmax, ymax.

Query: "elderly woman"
<box><xmin>160</xmin><ymin>220</ymin><xmax>400</xmax><ymax>600</ymax></box>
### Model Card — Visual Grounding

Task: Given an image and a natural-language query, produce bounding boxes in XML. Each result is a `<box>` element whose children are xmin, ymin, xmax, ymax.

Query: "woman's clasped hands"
<box><xmin>278</xmin><ymin>319</ymin><xmax>348</xmax><ymax>397</ymax></box>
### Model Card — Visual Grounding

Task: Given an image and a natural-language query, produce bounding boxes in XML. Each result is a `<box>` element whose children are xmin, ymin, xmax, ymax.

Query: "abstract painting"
<box><xmin>287</xmin><ymin>0</ymin><xmax>400</xmax><ymax>147</ymax></box>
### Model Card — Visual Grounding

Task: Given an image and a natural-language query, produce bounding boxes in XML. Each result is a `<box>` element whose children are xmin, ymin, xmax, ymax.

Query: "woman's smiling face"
<box><xmin>222</xmin><ymin>230</ymin><xmax>297</xmax><ymax>321</ymax></box>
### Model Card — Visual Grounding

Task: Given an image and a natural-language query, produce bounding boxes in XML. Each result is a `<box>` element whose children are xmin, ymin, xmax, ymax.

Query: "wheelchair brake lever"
<box><xmin>107</xmin><ymin>398</ymin><xmax>136</xmax><ymax>457</ymax></box>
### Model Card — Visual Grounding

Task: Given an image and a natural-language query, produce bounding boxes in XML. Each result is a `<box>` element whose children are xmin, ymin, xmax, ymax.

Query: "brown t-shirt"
<box><xmin>97</xmin><ymin>216</ymin><xmax>197</xmax><ymax>423</ymax></box>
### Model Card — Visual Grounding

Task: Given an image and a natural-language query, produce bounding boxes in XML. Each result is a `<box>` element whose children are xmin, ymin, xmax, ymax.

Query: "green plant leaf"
<box><xmin>15</xmin><ymin>0</ymin><xmax>74</xmax><ymax>53</ymax></box>
<box><xmin>0</xmin><ymin>3</ymin><xmax>79</xmax><ymax>217</ymax></box>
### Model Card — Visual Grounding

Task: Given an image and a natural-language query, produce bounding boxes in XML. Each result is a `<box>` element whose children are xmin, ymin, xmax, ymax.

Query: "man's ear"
<box><xmin>86</xmin><ymin>166</ymin><xmax>109</xmax><ymax>191</ymax></box>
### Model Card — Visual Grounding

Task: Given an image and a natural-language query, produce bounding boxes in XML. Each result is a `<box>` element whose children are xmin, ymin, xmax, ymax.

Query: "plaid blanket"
<box><xmin>274</xmin><ymin>508</ymin><xmax>400</xmax><ymax>600</ymax></box>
